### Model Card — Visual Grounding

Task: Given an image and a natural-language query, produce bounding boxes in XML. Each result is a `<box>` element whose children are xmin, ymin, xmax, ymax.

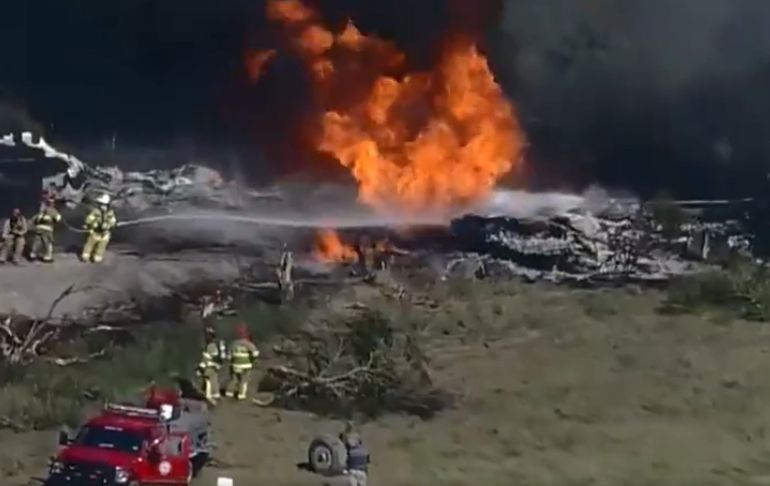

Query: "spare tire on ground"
<box><xmin>308</xmin><ymin>434</ymin><xmax>347</xmax><ymax>476</ymax></box>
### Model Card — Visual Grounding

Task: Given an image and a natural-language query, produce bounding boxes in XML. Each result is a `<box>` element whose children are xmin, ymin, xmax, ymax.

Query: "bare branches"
<box><xmin>0</xmin><ymin>283</ymin><xmax>101</xmax><ymax>366</ymax></box>
<box><xmin>0</xmin><ymin>314</ymin><xmax>59</xmax><ymax>366</ymax></box>
<box><xmin>45</xmin><ymin>350</ymin><xmax>108</xmax><ymax>367</ymax></box>
<box><xmin>258</xmin><ymin>310</ymin><xmax>454</xmax><ymax>418</ymax></box>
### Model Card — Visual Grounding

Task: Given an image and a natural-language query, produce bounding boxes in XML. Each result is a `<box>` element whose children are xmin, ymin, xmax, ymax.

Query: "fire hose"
<box><xmin>60</xmin><ymin>212</ymin><xmax>405</xmax><ymax>233</ymax></box>
<box><xmin>60</xmin><ymin>214</ymin><xmax>325</xmax><ymax>234</ymax></box>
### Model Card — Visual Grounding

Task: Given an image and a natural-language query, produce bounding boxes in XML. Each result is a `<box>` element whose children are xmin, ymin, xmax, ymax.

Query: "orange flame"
<box><xmin>255</xmin><ymin>0</ymin><xmax>525</xmax><ymax>214</ymax></box>
<box><xmin>313</xmin><ymin>229</ymin><xmax>358</xmax><ymax>263</ymax></box>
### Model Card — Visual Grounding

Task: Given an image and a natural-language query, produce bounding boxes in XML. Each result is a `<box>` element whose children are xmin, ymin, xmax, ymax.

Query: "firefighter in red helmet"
<box><xmin>225</xmin><ymin>323</ymin><xmax>259</xmax><ymax>400</ymax></box>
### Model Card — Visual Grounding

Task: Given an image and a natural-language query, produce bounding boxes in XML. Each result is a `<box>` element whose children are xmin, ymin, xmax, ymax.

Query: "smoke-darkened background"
<box><xmin>1</xmin><ymin>0</ymin><xmax>769</xmax><ymax>198</ymax></box>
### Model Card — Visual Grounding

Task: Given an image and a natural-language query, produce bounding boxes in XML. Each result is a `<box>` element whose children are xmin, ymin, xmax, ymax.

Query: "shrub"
<box><xmin>217</xmin><ymin>301</ymin><xmax>304</xmax><ymax>343</ymax></box>
<box><xmin>664</xmin><ymin>263</ymin><xmax>770</xmax><ymax>321</ymax></box>
<box><xmin>0</xmin><ymin>323</ymin><xmax>200</xmax><ymax>431</ymax></box>
<box><xmin>0</xmin><ymin>297</ymin><xmax>308</xmax><ymax>431</ymax></box>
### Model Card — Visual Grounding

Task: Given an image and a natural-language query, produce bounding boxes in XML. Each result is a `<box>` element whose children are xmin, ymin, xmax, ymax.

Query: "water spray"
<box><xmin>60</xmin><ymin>211</ymin><xmax>449</xmax><ymax>234</ymax></box>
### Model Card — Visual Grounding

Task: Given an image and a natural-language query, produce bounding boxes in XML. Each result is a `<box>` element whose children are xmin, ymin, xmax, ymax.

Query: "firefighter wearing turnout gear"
<box><xmin>0</xmin><ymin>208</ymin><xmax>28</xmax><ymax>264</ymax></box>
<box><xmin>29</xmin><ymin>194</ymin><xmax>62</xmax><ymax>262</ymax></box>
<box><xmin>197</xmin><ymin>326</ymin><xmax>227</xmax><ymax>403</ymax></box>
<box><xmin>340</xmin><ymin>421</ymin><xmax>370</xmax><ymax>486</ymax></box>
<box><xmin>81</xmin><ymin>194</ymin><xmax>117</xmax><ymax>263</ymax></box>
<box><xmin>225</xmin><ymin>323</ymin><xmax>259</xmax><ymax>400</ymax></box>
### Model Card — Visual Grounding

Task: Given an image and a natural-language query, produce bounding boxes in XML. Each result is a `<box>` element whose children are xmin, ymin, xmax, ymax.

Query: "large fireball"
<box><xmin>253</xmin><ymin>0</ymin><xmax>525</xmax><ymax>215</ymax></box>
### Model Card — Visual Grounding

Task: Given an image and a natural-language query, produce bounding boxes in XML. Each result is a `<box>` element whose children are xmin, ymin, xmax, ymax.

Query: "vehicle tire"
<box><xmin>308</xmin><ymin>434</ymin><xmax>347</xmax><ymax>477</ymax></box>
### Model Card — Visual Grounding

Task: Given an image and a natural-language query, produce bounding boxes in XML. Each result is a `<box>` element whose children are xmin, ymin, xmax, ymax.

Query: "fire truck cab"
<box><xmin>44</xmin><ymin>387</ymin><xmax>209</xmax><ymax>486</ymax></box>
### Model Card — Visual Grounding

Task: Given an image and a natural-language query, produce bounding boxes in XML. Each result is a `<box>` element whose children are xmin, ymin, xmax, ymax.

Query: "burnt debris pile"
<box><xmin>6</xmin><ymin>131</ymin><xmax>766</xmax><ymax>286</ymax></box>
<box><xmin>446</xmin><ymin>200</ymin><xmax>754</xmax><ymax>284</ymax></box>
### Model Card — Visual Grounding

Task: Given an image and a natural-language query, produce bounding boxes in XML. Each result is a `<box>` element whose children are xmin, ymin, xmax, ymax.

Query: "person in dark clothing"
<box><xmin>339</xmin><ymin>421</ymin><xmax>369</xmax><ymax>486</ymax></box>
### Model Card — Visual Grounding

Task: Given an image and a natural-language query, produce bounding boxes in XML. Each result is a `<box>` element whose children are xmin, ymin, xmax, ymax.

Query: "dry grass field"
<box><xmin>5</xmin><ymin>273</ymin><xmax>770</xmax><ymax>486</ymax></box>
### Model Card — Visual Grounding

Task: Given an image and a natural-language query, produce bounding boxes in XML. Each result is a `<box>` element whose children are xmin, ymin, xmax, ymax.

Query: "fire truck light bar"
<box><xmin>104</xmin><ymin>403</ymin><xmax>160</xmax><ymax>418</ymax></box>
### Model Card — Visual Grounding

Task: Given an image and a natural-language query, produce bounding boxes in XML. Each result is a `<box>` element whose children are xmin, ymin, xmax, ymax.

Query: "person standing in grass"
<box><xmin>225</xmin><ymin>323</ymin><xmax>259</xmax><ymax>400</ymax></box>
<box><xmin>197</xmin><ymin>326</ymin><xmax>225</xmax><ymax>404</ymax></box>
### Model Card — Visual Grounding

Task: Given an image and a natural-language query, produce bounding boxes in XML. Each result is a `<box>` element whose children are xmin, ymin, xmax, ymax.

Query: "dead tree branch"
<box><xmin>45</xmin><ymin>349</ymin><xmax>108</xmax><ymax>367</ymax></box>
<box><xmin>0</xmin><ymin>283</ymin><xmax>94</xmax><ymax>366</ymax></box>
<box><xmin>257</xmin><ymin>310</ymin><xmax>454</xmax><ymax>418</ymax></box>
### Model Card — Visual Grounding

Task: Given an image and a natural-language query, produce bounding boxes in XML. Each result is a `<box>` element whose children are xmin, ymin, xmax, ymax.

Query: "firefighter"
<box><xmin>276</xmin><ymin>243</ymin><xmax>294</xmax><ymax>301</ymax></box>
<box><xmin>80</xmin><ymin>193</ymin><xmax>117</xmax><ymax>263</ymax></box>
<box><xmin>225</xmin><ymin>323</ymin><xmax>259</xmax><ymax>400</ymax></box>
<box><xmin>29</xmin><ymin>193</ymin><xmax>62</xmax><ymax>262</ymax></box>
<box><xmin>197</xmin><ymin>326</ymin><xmax>225</xmax><ymax>403</ymax></box>
<box><xmin>0</xmin><ymin>208</ymin><xmax>28</xmax><ymax>264</ymax></box>
<box><xmin>339</xmin><ymin>421</ymin><xmax>370</xmax><ymax>486</ymax></box>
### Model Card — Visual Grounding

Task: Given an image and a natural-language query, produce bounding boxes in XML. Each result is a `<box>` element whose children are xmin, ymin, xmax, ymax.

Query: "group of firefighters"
<box><xmin>0</xmin><ymin>191</ymin><xmax>117</xmax><ymax>264</ymax></box>
<box><xmin>196</xmin><ymin>322</ymin><xmax>260</xmax><ymax>403</ymax></box>
<box><xmin>195</xmin><ymin>321</ymin><xmax>369</xmax><ymax>485</ymax></box>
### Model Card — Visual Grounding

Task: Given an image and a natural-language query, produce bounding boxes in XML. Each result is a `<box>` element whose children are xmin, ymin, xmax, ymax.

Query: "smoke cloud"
<box><xmin>1</xmin><ymin>0</ymin><xmax>768</xmax><ymax>198</ymax></box>
<box><xmin>494</xmin><ymin>0</ymin><xmax>770</xmax><ymax>197</ymax></box>
<box><xmin>0</xmin><ymin>99</ymin><xmax>44</xmax><ymax>135</ymax></box>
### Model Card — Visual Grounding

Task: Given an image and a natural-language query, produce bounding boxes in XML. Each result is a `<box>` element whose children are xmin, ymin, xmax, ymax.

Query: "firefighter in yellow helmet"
<box><xmin>225</xmin><ymin>323</ymin><xmax>259</xmax><ymax>400</ymax></box>
<box><xmin>29</xmin><ymin>192</ymin><xmax>62</xmax><ymax>263</ymax></box>
<box><xmin>0</xmin><ymin>208</ymin><xmax>28</xmax><ymax>264</ymax></box>
<box><xmin>80</xmin><ymin>193</ymin><xmax>117</xmax><ymax>263</ymax></box>
<box><xmin>197</xmin><ymin>326</ymin><xmax>226</xmax><ymax>404</ymax></box>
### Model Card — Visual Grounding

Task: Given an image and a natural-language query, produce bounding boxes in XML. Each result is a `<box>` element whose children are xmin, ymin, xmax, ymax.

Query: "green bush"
<box><xmin>664</xmin><ymin>263</ymin><xmax>770</xmax><ymax>321</ymax></box>
<box><xmin>0</xmin><ymin>323</ymin><xmax>200</xmax><ymax>431</ymax></box>
<box><xmin>217</xmin><ymin>302</ymin><xmax>304</xmax><ymax>343</ymax></box>
<box><xmin>0</xmin><ymin>298</ymin><xmax>307</xmax><ymax>431</ymax></box>
<box><xmin>666</xmin><ymin>271</ymin><xmax>738</xmax><ymax>309</ymax></box>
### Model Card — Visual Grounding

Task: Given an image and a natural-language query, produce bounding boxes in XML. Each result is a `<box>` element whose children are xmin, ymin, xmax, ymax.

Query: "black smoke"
<box><xmin>494</xmin><ymin>0</ymin><xmax>770</xmax><ymax>198</ymax></box>
<box><xmin>1</xmin><ymin>0</ymin><xmax>769</xmax><ymax>198</ymax></box>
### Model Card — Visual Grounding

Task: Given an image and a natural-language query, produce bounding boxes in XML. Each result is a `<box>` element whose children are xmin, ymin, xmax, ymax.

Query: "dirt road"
<box><xmin>0</xmin><ymin>249</ymin><xmax>245</xmax><ymax>318</ymax></box>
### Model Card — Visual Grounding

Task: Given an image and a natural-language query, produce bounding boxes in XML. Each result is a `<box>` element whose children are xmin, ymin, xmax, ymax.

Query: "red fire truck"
<box><xmin>44</xmin><ymin>386</ymin><xmax>211</xmax><ymax>486</ymax></box>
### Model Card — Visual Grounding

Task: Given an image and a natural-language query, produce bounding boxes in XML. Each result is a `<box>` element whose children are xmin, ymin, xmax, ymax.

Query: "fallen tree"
<box><xmin>257</xmin><ymin>310</ymin><xmax>454</xmax><ymax>419</ymax></box>
<box><xmin>0</xmin><ymin>284</ymin><xmax>108</xmax><ymax>367</ymax></box>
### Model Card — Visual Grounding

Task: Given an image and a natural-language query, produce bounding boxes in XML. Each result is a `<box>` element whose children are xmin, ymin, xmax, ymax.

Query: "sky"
<box><xmin>1</xmin><ymin>0</ymin><xmax>769</xmax><ymax>198</ymax></box>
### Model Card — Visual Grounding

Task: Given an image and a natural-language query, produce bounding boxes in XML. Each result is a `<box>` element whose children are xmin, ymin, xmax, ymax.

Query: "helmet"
<box><xmin>11</xmin><ymin>208</ymin><xmax>20</xmax><ymax>217</ymax></box>
<box><xmin>235</xmin><ymin>323</ymin><xmax>249</xmax><ymax>339</ymax></box>
<box><xmin>95</xmin><ymin>193</ymin><xmax>111</xmax><ymax>206</ymax></box>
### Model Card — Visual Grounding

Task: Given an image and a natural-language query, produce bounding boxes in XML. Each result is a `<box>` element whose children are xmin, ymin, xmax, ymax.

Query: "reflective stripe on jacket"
<box><xmin>198</xmin><ymin>341</ymin><xmax>222</xmax><ymax>370</ymax></box>
<box><xmin>85</xmin><ymin>208</ymin><xmax>117</xmax><ymax>233</ymax></box>
<box><xmin>230</xmin><ymin>338</ymin><xmax>258</xmax><ymax>371</ymax></box>
<box><xmin>33</xmin><ymin>208</ymin><xmax>61</xmax><ymax>232</ymax></box>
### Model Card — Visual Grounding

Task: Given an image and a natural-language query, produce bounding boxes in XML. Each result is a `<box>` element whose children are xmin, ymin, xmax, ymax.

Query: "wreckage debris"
<box><xmin>447</xmin><ymin>205</ymin><xmax>754</xmax><ymax>284</ymax></box>
<box><xmin>2</xmin><ymin>131</ymin><xmax>283</xmax><ymax>213</ymax></box>
<box><xmin>3</xmin><ymin>130</ymin><xmax>762</xmax><ymax>287</ymax></box>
